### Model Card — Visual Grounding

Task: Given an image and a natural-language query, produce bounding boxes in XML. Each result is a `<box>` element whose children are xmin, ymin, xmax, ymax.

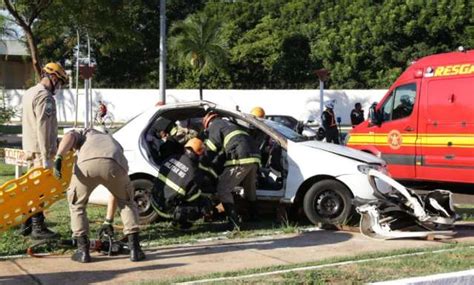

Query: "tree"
<box><xmin>0</xmin><ymin>13</ymin><xmax>16</xmax><ymax>39</ymax></box>
<box><xmin>3</xmin><ymin>0</ymin><xmax>52</xmax><ymax>77</ymax></box>
<box><xmin>169</xmin><ymin>13</ymin><xmax>227</xmax><ymax>100</ymax></box>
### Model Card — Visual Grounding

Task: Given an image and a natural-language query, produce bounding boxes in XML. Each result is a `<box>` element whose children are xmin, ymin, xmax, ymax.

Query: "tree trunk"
<box><xmin>24</xmin><ymin>28</ymin><xmax>42</xmax><ymax>78</ymax></box>
<box><xmin>3</xmin><ymin>0</ymin><xmax>50</xmax><ymax>80</ymax></box>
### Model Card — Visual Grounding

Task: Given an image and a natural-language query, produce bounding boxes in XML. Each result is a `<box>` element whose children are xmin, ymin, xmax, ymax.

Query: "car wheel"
<box><xmin>303</xmin><ymin>179</ymin><xmax>353</xmax><ymax>226</ymax></box>
<box><xmin>132</xmin><ymin>178</ymin><xmax>160</xmax><ymax>225</ymax></box>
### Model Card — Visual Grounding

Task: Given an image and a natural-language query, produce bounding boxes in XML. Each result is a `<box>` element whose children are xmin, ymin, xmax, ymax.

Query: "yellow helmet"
<box><xmin>42</xmin><ymin>62</ymin><xmax>68</xmax><ymax>84</ymax></box>
<box><xmin>185</xmin><ymin>138</ymin><xmax>204</xmax><ymax>155</ymax></box>
<box><xmin>250</xmin><ymin>106</ymin><xmax>265</xmax><ymax>118</ymax></box>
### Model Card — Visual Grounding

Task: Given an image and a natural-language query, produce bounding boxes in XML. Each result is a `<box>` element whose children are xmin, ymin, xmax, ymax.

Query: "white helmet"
<box><xmin>325</xmin><ymin>99</ymin><xmax>336</xmax><ymax>109</ymax></box>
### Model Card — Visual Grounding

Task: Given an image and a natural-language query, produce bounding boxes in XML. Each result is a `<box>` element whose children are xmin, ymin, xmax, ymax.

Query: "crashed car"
<box><xmin>356</xmin><ymin>169</ymin><xmax>457</xmax><ymax>239</ymax></box>
<box><xmin>90</xmin><ymin>101</ymin><xmax>388</xmax><ymax>226</ymax></box>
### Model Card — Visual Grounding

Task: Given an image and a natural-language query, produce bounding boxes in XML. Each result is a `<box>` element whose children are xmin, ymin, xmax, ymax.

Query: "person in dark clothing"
<box><xmin>202</xmin><ymin>112</ymin><xmax>261</xmax><ymax>231</ymax></box>
<box><xmin>150</xmin><ymin>138</ymin><xmax>213</xmax><ymax>229</ymax></box>
<box><xmin>321</xmin><ymin>100</ymin><xmax>340</xmax><ymax>144</ymax></box>
<box><xmin>350</xmin><ymin>102</ymin><xmax>365</xmax><ymax>128</ymax></box>
<box><xmin>148</xmin><ymin>122</ymin><xmax>185</xmax><ymax>163</ymax></box>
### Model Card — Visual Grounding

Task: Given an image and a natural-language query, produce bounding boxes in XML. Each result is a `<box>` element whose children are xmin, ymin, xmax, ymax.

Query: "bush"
<box><xmin>0</xmin><ymin>90</ymin><xmax>15</xmax><ymax>125</ymax></box>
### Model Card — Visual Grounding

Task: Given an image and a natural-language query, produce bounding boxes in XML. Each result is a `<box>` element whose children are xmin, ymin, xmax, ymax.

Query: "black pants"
<box><xmin>325</xmin><ymin>127</ymin><xmax>340</xmax><ymax>144</ymax></box>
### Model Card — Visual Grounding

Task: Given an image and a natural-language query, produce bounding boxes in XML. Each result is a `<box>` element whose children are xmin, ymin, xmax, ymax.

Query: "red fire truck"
<box><xmin>347</xmin><ymin>49</ymin><xmax>474</xmax><ymax>184</ymax></box>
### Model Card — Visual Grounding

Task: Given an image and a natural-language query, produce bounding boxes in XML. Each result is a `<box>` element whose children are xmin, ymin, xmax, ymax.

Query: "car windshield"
<box><xmin>263</xmin><ymin>119</ymin><xmax>307</xmax><ymax>142</ymax></box>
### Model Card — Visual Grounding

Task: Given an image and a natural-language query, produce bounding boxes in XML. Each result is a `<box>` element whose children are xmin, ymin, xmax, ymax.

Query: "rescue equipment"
<box><xmin>0</xmin><ymin>151</ymin><xmax>75</xmax><ymax>232</ymax></box>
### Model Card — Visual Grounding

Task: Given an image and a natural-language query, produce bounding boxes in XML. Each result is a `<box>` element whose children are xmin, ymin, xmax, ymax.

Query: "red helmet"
<box><xmin>202</xmin><ymin>112</ymin><xmax>218</xmax><ymax>129</ymax></box>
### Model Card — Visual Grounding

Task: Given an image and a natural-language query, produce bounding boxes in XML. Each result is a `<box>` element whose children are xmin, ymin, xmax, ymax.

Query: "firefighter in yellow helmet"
<box><xmin>250</xmin><ymin>106</ymin><xmax>266</xmax><ymax>118</ymax></box>
<box><xmin>150</xmin><ymin>138</ymin><xmax>215</xmax><ymax>229</ymax></box>
<box><xmin>20</xmin><ymin>62</ymin><xmax>68</xmax><ymax>240</ymax></box>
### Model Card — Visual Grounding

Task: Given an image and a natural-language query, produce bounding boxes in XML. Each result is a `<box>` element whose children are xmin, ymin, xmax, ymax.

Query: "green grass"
<box><xmin>152</xmin><ymin>243</ymin><xmax>474</xmax><ymax>284</ymax></box>
<box><xmin>0</xmin><ymin>163</ymin><xmax>15</xmax><ymax>185</ymax></box>
<box><xmin>455</xmin><ymin>204</ymin><xmax>474</xmax><ymax>222</ymax></box>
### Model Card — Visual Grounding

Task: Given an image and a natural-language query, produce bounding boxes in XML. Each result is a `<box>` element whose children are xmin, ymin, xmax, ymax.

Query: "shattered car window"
<box><xmin>264</xmin><ymin>119</ymin><xmax>306</xmax><ymax>142</ymax></box>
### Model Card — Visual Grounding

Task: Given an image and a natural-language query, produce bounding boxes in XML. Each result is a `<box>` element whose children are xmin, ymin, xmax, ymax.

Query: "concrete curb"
<box><xmin>371</xmin><ymin>269</ymin><xmax>474</xmax><ymax>285</ymax></box>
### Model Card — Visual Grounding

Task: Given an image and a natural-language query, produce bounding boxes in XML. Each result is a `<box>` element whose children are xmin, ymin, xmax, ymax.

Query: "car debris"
<box><xmin>355</xmin><ymin>169</ymin><xmax>458</xmax><ymax>240</ymax></box>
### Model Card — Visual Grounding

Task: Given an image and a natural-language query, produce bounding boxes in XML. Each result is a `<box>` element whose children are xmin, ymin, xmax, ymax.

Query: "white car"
<box><xmin>91</xmin><ymin>101</ymin><xmax>388</xmax><ymax>226</ymax></box>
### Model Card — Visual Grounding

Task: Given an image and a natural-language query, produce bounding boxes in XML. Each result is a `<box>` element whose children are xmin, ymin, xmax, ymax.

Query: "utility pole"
<box><xmin>74</xmin><ymin>30</ymin><xmax>80</xmax><ymax>127</ymax></box>
<box><xmin>159</xmin><ymin>0</ymin><xmax>167</xmax><ymax>105</ymax></box>
<box><xmin>314</xmin><ymin>69</ymin><xmax>330</xmax><ymax>120</ymax></box>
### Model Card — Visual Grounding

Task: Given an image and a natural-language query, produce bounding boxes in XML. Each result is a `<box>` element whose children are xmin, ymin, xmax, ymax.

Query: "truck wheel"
<box><xmin>303</xmin><ymin>179</ymin><xmax>353</xmax><ymax>226</ymax></box>
<box><xmin>132</xmin><ymin>178</ymin><xmax>160</xmax><ymax>225</ymax></box>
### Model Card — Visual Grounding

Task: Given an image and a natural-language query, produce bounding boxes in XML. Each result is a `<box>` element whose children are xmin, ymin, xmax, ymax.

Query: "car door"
<box><xmin>371</xmin><ymin>82</ymin><xmax>419</xmax><ymax>179</ymax></box>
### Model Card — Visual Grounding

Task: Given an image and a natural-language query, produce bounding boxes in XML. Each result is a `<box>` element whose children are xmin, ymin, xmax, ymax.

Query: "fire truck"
<box><xmin>346</xmin><ymin>49</ymin><xmax>474</xmax><ymax>184</ymax></box>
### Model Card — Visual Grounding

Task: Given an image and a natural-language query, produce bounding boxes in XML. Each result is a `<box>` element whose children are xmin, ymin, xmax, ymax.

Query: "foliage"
<box><xmin>0</xmin><ymin>90</ymin><xmax>15</xmax><ymax>124</ymax></box>
<box><xmin>0</xmin><ymin>12</ymin><xmax>16</xmax><ymax>39</ymax></box>
<box><xmin>3</xmin><ymin>0</ymin><xmax>473</xmax><ymax>89</ymax></box>
<box><xmin>169</xmin><ymin>12</ymin><xmax>228</xmax><ymax>98</ymax></box>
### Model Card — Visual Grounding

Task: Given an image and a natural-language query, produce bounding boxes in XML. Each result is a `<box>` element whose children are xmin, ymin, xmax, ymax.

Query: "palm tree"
<box><xmin>169</xmin><ymin>13</ymin><xmax>227</xmax><ymax>100</ymax></box>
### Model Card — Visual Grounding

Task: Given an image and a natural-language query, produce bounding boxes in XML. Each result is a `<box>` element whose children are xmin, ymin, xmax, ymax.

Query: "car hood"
<box><xmin>297</xmin><ymin>140</ymin><xmax>385</xmax><ymax>164</ymax></box>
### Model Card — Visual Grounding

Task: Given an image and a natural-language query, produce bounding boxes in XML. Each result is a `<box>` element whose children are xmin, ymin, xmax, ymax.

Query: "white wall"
<box><xmin>6</xmin><ymin>88</ymin><xmax>387</xmax><ymax>125</ymax></box>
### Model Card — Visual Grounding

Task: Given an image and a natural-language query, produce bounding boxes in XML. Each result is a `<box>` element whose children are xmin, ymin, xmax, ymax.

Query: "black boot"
<box><xmin>222</xmin><ymin>203</ymin><xmax>241</xmax><ymax>231</ymax></box>
<box><xmin>19</xmin><ymin>217</ymin><xmax>32</xmax><ymax>236</ymax></box>
<box><xmin>30</xmin><ymin>213</ymin><xmax>59</xmax><ymax>240</ymax></box>
<box><xmin>127</xmin><ymin>232</ymin><xmax>145</xmax><ymax>262</ymax></box>
<box><xmin>71</xmin><ymin>235</ymin><xmax>91</xmax><ymax>263</ymax></box>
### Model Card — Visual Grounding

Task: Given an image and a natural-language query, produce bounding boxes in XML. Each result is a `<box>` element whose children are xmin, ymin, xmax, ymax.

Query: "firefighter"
<box><xmin>53</xmin><ymin>128</ymin><xmax>145</xmax><ymax>263</ymax></box>
<box><xmin>202</xmin><ymin>112</ymin><xmax>261</xmax><ymax>231</ymax></box>
<box><xmin>150</xmin><ymin>138</ymin><xmax>214</xmax><ymax>229</ymax></box>
<box><xmin>21</xmin><ymin>62</ymin><xmax>68</xmax><ymax>239</ymax></box>
<box><xmin>250</xmin><ymin>106</ymin><xmax>266</xmax><ymax>119</ymax></box>
<box><xmin>321</xmin><ymin>100</ymin><xmax>340</xmax><ymax>144</ymax></box>
<box><xmin>350</xmin><ymin>102</ymin><xmax>364</xmax><ymax>128</ymax></box>
<box><xmin>148</xmin><ymin>122</ymin><xmax>185</xmax><ymax>163</ymax></box>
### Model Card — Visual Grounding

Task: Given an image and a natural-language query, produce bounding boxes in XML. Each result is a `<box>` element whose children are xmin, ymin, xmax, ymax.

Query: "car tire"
<box><xmin>132</xmin><ymin>178</ymin><xmax>160</xmax><ymax>225</ymax></box>
<box><xmin>303</xmin><ymin>179</ymin><xmax>353</xmax><ymax>226</ymax></box>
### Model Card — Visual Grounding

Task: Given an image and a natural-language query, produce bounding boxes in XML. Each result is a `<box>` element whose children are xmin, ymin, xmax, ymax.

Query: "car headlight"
<box><xmin>357</xmin><ymin>164</ymin><xmax>387</xmax><ymax>175</ymax></box>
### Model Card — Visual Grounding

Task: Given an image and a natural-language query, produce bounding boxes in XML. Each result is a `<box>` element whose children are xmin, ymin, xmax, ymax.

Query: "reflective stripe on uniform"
<box><xmin>157</xmin><ymin>173</ymin><xmax>186</xmax><ymax>196</ymax></box>
<box><xmin>198</xmin><ymin>163</ymin><xmax>218</xmax><ymax>178</ymax></box>
<box><xmin>223</xmin><ymin>130</ymin><xmax>248</xmax><ymax>149</ymax></box>
<box><xmin>170</xmin><ymin>126</ymin><xmax>178</xmax><ymax>136</ymax></box>
<box><xmin>224</xmin><ymin>157</ymin><xmax>261</xmax><ymax>167</ymax></box>
<box><xmin>150</xmin><ymin>198</ymin><xmax>172</xmax><ymax>219</ymax></box>
<box><xmin>186</xmin><ymin>189</ymin><xmax>202</xmax><ymax>202</ymax></box>
<box><xmin>205</xmin><ymin>139</ymin><xmax>218</xmax><ymax>152</ymax></box>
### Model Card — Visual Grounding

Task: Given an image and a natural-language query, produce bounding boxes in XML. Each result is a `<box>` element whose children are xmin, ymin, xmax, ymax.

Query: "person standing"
<box><xmin>96</xmin><ymin>100</ymin><xmax>108</xmax><ymax>124</ymax></box>
<box><xmin>21</xmin><ymin>62</ymin><xmax>68</xmax><ymax>239</ymax></box>
<box><xmin>53</xmin><ymin>128</ymin><xmax>145</xmax><ymax>263</ymax></box>
<box><xmin>321</xmin><ymin>100</ymin><xmax>340</xmax><ymax>144</ymax></box>
<box><xmin>202</xmin><ymin>112</ymin><xmax>261</xmax><ymax>231</ymax></box>
<box><xmin>350</xmin><ymin>102</ymin><xmax>364</xmax><ymax>128</ymax></box>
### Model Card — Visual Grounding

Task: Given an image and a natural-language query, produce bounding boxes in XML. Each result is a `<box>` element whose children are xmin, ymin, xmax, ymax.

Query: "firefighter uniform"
<box><xmin>204</xmin><ymin>118</ymin><xmax>261</xmax><ymax>205</ymax></box>
<box><xmin>350</xmin><ymin>108</ymin><xmax>364</xmax><ymax>128</ymax></box>
<box><xmin>65</xmin><ymin>129</ymin><xmax>140</xmax><ymax>237</ymax></box>
<box><xmin>151</xmin><ymin>145</ymin><xmax>213</xmax><ymax>228</ymax></box>
<box><xmin>322</xmin><ymin>107</ymin><xmax>340</xmax><ymax>144</ymax></box>
<box><xmin>22</xmin><ymin>83</ymin><xmax>58</xmax><ymax>168</ymax></box>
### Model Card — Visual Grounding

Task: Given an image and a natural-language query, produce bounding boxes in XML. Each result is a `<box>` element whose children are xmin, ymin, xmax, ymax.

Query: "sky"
<box><xmin>0</xmin><ymin>9</ymin><xmax>23</xmax><ymax>39</ymax></box>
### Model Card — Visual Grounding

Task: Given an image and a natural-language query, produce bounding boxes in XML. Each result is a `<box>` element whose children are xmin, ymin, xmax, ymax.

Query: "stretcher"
<box><xmin>0</xmin><ymin>152</ymin><xmax>75</xmax><ymax>232</ymax></box>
